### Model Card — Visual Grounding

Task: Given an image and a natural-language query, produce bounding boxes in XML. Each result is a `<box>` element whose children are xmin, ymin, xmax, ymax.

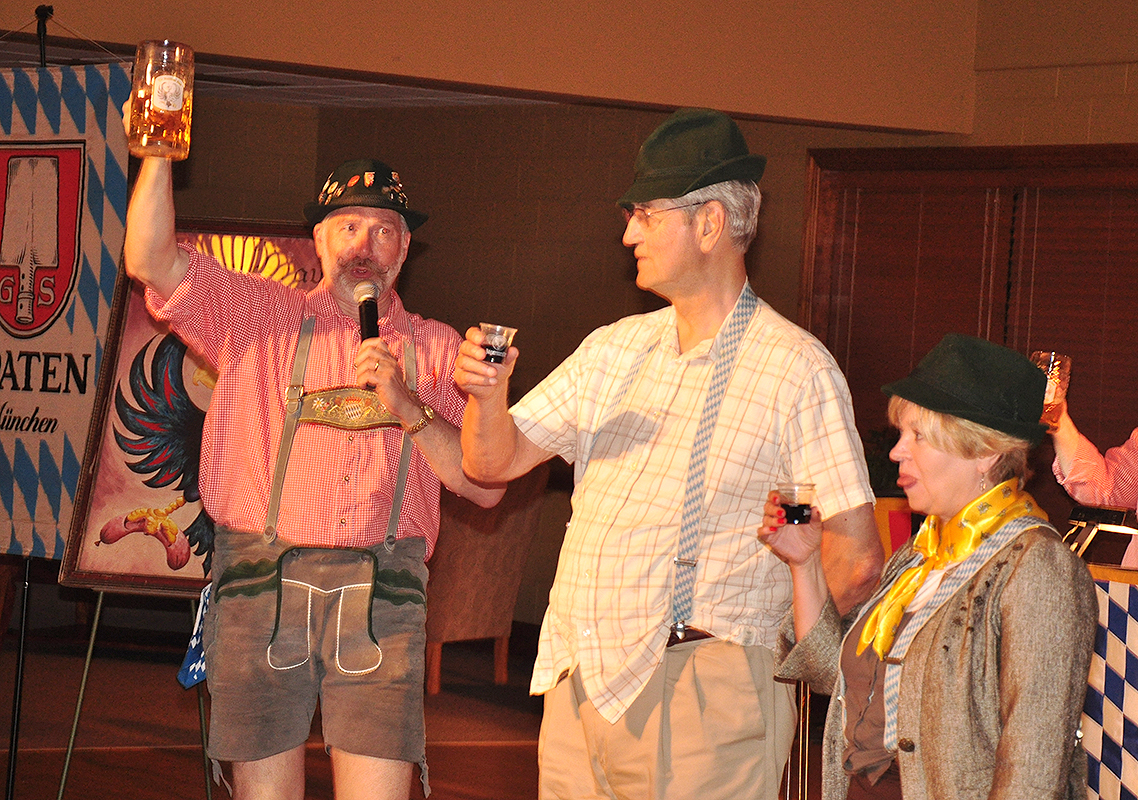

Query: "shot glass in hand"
<box><xmin>1030</xmin><ymin>351</ymin><xmax>1071</xmax><ymax>432</ymax></box>
<box><xmin>777</xmin><ymin>482</ymin><xmax>815</xmax><ymax>525</ymax></box>
<box><xmin>127</xmin><ymin>39</ymin><xmax>194</xmax><ymax>160</ymax></box>
<box><xmin>479</xmin><ymin>323</ymin><xmax>517</xmax><ymax>364</ymax></box>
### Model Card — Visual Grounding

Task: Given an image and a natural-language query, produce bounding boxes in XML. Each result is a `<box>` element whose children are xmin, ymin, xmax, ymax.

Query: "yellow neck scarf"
<box><xmin>856</xmin><ymin>479</ymin><xmax>1041</xmax><ymax>660</ymax></box>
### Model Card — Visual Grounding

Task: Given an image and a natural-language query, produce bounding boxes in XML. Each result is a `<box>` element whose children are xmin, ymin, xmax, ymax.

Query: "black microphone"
<box><xmin>354</xmin><ymin>281</ymin><xmax>380</xmax><ymax>340</ymax></box>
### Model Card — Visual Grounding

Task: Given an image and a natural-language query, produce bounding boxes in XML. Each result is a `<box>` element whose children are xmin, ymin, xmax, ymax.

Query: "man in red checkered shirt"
<box><xmin>1052</xmin><ymin>400</ymin><xmax>1138</xmax><ymax>568</ymax></box>
<box><xmin>123</xmin><ymin>154</ymin><xmax>503</xmax><ymax>800</ymax></box>
<box><xmin>1052</xmin><ymin>401</ymin><xmax>1138</xmax><ymax>513</ymax></box>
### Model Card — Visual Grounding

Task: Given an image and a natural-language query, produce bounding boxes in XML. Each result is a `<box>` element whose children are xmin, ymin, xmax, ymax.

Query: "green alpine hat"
<box><xmin>882</xmin><ymin>333</ymin><xmax>1048</xmax><ymax>445</ymax></box>
<box><xmin>304</xmin><ymin>158</ymin><xmax>427</xmax><ymax>231</ymax></box>
<box><xmin>617</xmin><ymin>108</ymin><xmax>767</xmax><ymax>206</ymax></box>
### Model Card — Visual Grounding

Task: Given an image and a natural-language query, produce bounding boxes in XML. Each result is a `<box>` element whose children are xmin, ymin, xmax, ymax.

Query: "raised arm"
<box><xmin>453</xmin><ymin>327</ymin><xmax>552</xmax><ymax>483</ymax></box>
<box><xmin>411</xmin><ymin>415</ymin><xmax>506</xmax><ymax>508</ymax></box>
<box><xmin>1051</xmin><ymin>401</ymin><xmax>1083</xmax><ymax>478</ymax></box>
<box><xmin>1052</xmin><ymin>400</ymin><xmax>1138</xmax><ymax>508</ymax></box>
<box><xmin>355</xmin><ymin>337</ymin><xmax>506</xmax><ymax>509</ymax></box>
<box><xmin>759</xmin><ymin>504</ymin><xmax>881</xmax><ymax>633</ymax></box>
<box><xmin>122</xmin><ymin>156</ymin><xmax>189</xmax><ymax>299</ymax></box>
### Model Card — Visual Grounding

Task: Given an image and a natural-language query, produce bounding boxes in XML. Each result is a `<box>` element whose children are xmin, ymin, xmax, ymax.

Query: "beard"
<box><xmin>329</xmin><ymin>255</ymin><xmax>400</xmax><ymax>301</ymax></box>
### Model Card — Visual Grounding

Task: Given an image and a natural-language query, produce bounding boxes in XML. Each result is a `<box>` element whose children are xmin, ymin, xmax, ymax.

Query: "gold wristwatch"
<box><xmin>405</xmin><ymin>404</ymin><xmax>435</xmax><ymax>435</ymax></box>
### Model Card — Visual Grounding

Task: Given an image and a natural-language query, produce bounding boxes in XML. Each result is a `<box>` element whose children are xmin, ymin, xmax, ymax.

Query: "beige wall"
<box><xmin>972</xmin><ymin>0</ymin><xmax>1138</xmax><ymax>144</ymax></box>
<box><xmin>4</xmin><ymin>0</ymin><xmax>975</xmax><ymax>132</ymax></box>
<box><xmin>977</xmin><ymin>0</ymin><xmax>1138</xmax><ymax>70</ymax></box>
<box><xmin>110</xmin><ymin>0</ymin><xmax>1137</xmax><ymax>625</ymax></box>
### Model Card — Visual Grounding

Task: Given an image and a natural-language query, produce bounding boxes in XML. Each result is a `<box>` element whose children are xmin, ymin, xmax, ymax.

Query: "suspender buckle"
<box><xmin>673</xmin><ymin>556</ymin><xmax>697</xmax><ymax>567</ymax></box>
<box><xmin>285</xmin><ymin>384</ymin><xmax>304</xmax><ymax>412</ymax></box>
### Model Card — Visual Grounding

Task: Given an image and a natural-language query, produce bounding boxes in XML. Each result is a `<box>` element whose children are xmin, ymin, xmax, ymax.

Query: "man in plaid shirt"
<box><xmin>455</xmin><ymin>108</ymin><xmax>883</xmax><ymax>800</ymax></box>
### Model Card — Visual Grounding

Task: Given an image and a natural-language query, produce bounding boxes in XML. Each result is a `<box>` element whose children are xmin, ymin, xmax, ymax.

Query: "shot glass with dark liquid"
<box><xmin>479</xmin><ymin>322</ymin><xmax>517</xmax><ymax>364</ymax></box>
<box><xmin>776</xmin><ymin>482</ymin><xmax>815</xmax><ymax>525</ymax></box>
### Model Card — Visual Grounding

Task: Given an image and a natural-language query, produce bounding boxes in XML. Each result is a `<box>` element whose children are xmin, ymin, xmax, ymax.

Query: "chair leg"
<box><xmin>494</xmin><ymin>635</ymin><xmax>509</xmax><ymax>685</ymax></box>
<box><xmin>425</xmin><ymin>641</ymin><xmax>442</xmax><ymax>695</ymax></box>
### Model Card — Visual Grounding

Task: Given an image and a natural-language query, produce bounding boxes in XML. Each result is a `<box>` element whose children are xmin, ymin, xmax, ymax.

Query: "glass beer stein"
<box><xmin>1030</xmin><ymin>350</ymin><xmax>1071</xmax><ymax>432</ymax></box>
<box><xmin>128</xmin><ymin>40</ymin><xmax>194</xmax><ymax>160</ymax></box>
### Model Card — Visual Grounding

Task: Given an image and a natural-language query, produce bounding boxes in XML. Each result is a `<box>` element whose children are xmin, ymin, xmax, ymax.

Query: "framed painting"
<box><xmin>59</xmin><ymin>219</ymin><xmax>321</xmax><ymax>597</ymax></box>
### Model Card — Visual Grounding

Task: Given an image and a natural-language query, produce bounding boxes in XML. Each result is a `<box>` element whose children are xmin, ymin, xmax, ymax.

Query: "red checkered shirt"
<box><xmin>1054</xmin><ymin>428</ymin><xmax>1138</xmax><ymax>511</ymax></box>
<box><xmin>145</xmin><ymin>244</ymin><xmax>465</xmax><ymax>558</ymax></box>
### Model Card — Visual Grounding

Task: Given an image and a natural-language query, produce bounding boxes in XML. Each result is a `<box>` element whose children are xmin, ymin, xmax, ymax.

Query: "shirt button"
<box><xmin>343</xmin><ymin>475</ymin><xmax>351</xmax><ymax>483</ymax></box>
<box><xmin>898</xmin><ymin>738</ymin><xmax>915</xmax><ymax>752</ymax></box>
<box><xmin>339</xmin><ymin>518</ymin><xmax>347</xmax><ymax>526</ymax></box>
<box><xmin>582</xmin><ymin>628</ymin><xmax>591</xmax><ymax>637</ymax></box>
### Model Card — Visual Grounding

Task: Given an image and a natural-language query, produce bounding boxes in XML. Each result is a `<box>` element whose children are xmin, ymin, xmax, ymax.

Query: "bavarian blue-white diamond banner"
<box><xmin>1085</xmin><ymin>580</ymin><xmax>1138</xmax><ymax>800</ymax></box>
<box><xmin>0</xmin><ymin>63</ymin><xmax>130</xmax><ymax>559</ymax></box>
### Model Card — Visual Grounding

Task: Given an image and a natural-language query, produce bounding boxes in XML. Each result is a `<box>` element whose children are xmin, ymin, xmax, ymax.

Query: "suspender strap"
<box><xmin>384</xmin><ymin>338</ymin><xmax>417</xmax><ymax>550</ymax></box>
<box><xmin>265</xmin><ymin>316</ymin><xmax>317</xmax><ymax>541</ymax></box>
<box><xmin>263</xmin><ymin>318</ymin><xmax>419</xmax><ymax>550</ymax></box>
<box><xmin>671</xmin><ymin>284</ymin><xmax>759</xmax><ymax>633</ymax></box>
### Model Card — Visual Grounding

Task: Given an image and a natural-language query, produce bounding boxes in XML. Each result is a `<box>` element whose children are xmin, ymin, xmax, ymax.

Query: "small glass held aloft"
<box><xmin>127</xmin><ymin>39</ymin><xmax>195</xmax><ymax>160</ymax></box>
<box><xmin>479</xmin><ymin>323</ymin><xmax>517</xmax><ymax>364</ymax></box>
<box><xmin>1030</xmin><ymin>351</ymin><xmax>1071</xmax><ymax>432</ymax></box>
<box><xmin>777</xmin><ymin>482</ymin><xmax>815</xmax><ymax>525</ymax></box>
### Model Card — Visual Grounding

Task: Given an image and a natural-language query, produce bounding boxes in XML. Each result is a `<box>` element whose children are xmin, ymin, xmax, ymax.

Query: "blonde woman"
<box><xmin>761</xmin><ymin>333</ymin><xmax>1097</xmax><ymax>800</ymax></box>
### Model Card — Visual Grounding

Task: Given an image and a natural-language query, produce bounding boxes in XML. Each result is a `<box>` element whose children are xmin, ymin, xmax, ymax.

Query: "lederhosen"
<box><xmin>203</xmin><ymin>316</ymin><xmax>431</xmax><ymax>792</ymax></box>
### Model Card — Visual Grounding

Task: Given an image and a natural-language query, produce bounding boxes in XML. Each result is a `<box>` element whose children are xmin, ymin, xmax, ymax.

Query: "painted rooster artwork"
<box><xmin>97</xmin><ymin>333</ymin><xmax>214</xmax><ymax>575</ymax></box>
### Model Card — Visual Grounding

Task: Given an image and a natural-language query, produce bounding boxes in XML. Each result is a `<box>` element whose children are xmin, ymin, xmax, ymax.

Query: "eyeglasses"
<box><xmin>621</xmin><ymin>202</ymin><xmax>706</xmax><ymax>228</ymax></box>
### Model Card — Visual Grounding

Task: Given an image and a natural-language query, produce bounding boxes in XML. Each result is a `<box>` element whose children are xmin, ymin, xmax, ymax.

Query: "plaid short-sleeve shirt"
<box><xmin>514</xmin><ymin>291</ymin><xmax>873</xmax><ymax>722</ymax></box>
<box><xmin>146</xmin><ymin>245</ymin><xmax>465</xmax><ymax>558</ymax></box>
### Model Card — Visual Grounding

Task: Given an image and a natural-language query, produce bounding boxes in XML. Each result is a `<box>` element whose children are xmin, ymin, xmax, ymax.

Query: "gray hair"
<box><xmin>679</xmin><ymin>180</ymin><xmax>762</xmax><ymax>251</ymax></box>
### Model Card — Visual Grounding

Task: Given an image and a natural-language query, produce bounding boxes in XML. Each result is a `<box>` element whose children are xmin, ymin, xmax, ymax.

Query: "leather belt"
<box><xmin>666</xmin><ymin>627</ymin><xmax>714</xmax><ymax>647</ymax></box>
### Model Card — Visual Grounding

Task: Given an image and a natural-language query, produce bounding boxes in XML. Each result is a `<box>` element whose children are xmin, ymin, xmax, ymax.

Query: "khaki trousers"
<box><xmin>538</xmin><ymin>638</ymin><xmax>797</xmax><ymax>800</ymax></box>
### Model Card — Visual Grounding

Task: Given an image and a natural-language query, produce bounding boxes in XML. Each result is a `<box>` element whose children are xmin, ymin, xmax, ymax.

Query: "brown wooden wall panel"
<box><xmin>830</xmin><ymin>189</ymin><xmax>923</xmax><ymax>436</ymax></box>
<box><xmin>1010</xmin><ymin>187</ymin><xmax>1138</xmax><ymax>451</ymax></box>
<box><xmin>811</xmin><ymin>184</ymin><xmax>1011</xmax><ymax>437</ymax></box>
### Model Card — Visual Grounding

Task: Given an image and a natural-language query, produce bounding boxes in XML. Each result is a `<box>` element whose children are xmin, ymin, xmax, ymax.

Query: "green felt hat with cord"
<box><xmin>617</xmin><ymin>108</ymin><xmax>767</xmax><ymax>206</ymax></box>
<box><xmin>882</xmin><ymin>333</ymin><xmax>1048</xmax><ymax>445</ymax></box>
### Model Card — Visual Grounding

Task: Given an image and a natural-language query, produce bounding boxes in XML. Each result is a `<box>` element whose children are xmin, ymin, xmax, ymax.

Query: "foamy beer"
<box><xmin>128</xmin><ymin>40</ymin><xmax>194</xmax><ymax>160</ymax></box>
<box><xmin>1030</xmin><ymin>350</ymin><xmax>1071</xmax><ymax>431</ymax></box>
